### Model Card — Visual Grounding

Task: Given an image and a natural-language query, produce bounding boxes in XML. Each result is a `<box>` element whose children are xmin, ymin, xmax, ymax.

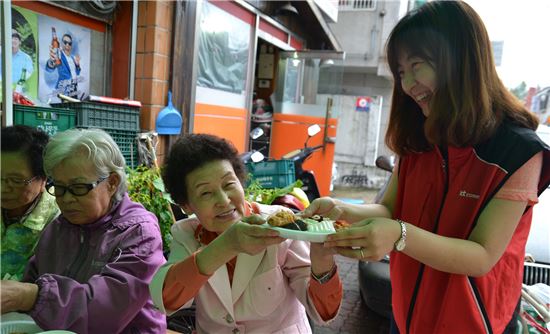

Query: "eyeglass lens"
<box><xmin>1</xmin><ymin>176</ymin><xmax>36</xmax><ymax>187</ymax></box>
<box><xmin>47</xmin><ymin>178</ymin><xmax>106</xmax><ymax>197</ymax></box>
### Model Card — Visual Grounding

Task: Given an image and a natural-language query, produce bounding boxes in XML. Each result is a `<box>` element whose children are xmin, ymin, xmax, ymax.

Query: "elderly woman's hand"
<box><xmin>221</xmin><ymin>221</ymin><xmax>285</xmax><ymax>256</ymax></box>
<box><xmin>0</xmin><ymin>280</ymin><xmax>39</xmax><ymax>314</ymax></box>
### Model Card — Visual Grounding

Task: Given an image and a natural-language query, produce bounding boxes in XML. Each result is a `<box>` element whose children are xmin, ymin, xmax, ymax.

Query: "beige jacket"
<box><xmin>150</xmin><ymin>204</ymin><xmax>338</xmax><ymax>334</ymax></box>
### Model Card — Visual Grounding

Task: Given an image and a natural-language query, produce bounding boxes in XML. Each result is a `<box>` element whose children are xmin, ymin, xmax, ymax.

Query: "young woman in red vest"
<box><xmin>303</xmin><ymin>1</ymin><xmax>550</xmax><ymax>333</ymax></box>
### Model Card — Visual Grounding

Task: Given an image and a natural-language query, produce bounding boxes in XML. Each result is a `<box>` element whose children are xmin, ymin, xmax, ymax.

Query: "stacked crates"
<box><xmin>246</xmin><ymin>159</ymin><xmax>296</xmax><ymax>188</ymax></box>
<box><xmin>13</xmin><ymin>104</ymin><xmax>76</xmax><ymax>136</ymax></box>
<box><xmin>51</xmin><ymin>102</ymin><xmax>140</xmax><ymax>168</ymax></box>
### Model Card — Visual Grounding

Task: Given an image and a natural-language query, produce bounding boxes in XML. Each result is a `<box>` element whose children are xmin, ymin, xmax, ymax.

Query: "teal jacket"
<box><xmin>1</xmin><ymin>192</ymin><xmax>59</xmax><ymax>280</ymax></box>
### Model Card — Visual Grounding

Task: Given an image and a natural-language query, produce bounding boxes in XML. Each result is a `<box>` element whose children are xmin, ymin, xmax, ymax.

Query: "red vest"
<box><xmin>391</xmin><ymin>123</ymin><xmax>550</xmax><ymax>334</ymax></box>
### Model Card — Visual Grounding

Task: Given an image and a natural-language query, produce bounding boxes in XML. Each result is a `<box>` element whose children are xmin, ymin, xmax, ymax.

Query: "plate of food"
<box><xmin>0</xmin><ymin>312</ymin><xmax>42</xmax><ymax>334</ymax></box>
<box><xmin>246</xmin><ymin>211</ymin><xmax>350</xmax><ymax>243</ymax></box>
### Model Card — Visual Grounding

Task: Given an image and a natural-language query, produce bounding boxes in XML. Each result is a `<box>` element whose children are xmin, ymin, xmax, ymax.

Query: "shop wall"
<box><xmin>135</xmin><ymin>1</ymin><xmax>174</xmax><ymax>164</ymax></box>
<box><xmin>192</xmin><ymin>0</ymin><xmax>254</xmax><ymax>153</ymax></box>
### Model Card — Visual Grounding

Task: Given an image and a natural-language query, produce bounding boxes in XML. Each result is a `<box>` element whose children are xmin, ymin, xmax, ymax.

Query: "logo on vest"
<box><xmin>459</xmin><ymin>190</ymin><xmax>480</xmax><ymax>199</ymax></box>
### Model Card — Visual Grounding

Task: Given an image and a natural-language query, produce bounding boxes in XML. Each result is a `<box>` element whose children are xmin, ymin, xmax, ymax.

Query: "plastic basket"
<box><xmin>78</xmin><ymin>127</ymin><xmax>138</xmax><ymax>168</ymax></box>
<box><xmin>246</xmin><ymin>159</ymin><xmax>295</xmax><ymax>188</ymax></box>
<box><xmin>13</xmin><ymin>104</ymin><xmax>75</xmax><ymax>136</ymax></box>
<box><xmin>52</xmin><ymin>101</ymin><xmax>140</xmax><ymax>131</ymax></box>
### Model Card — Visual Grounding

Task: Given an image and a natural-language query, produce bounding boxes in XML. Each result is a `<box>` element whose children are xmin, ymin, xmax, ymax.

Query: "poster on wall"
<box><xmin>37</xmin><ymin>15</ymin><xmax>91</xmax><ymax>103</ymax></box>
<box><xmin>1</xmin><ymin>6</ymin><xmax>39</xmax><ymax>102</ymax></box>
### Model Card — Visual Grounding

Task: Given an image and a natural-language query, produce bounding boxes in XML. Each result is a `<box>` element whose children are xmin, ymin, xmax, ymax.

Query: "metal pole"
<box><xmin>244</xmin><ymin>13</ymin><xmax>259</xmax><ymax>152</ymax></box>
<box><xmin>1</xmin><ymin>0</ymin><xmax>13</xmax><ymax>126</ymax></box>
<box><xmin>128</xmin><ymin>0</ymin><xmax>138</xmax><ymax>100</ymax></box>
<box><xmin>184</xmin><ymin>0</ymin><xmax>201</xmax><ymax>134</ymax></box>
<box><xmin>373</xmin><ymin>95</ymin><xmax>383</xmax><ymax>165</ymax></box>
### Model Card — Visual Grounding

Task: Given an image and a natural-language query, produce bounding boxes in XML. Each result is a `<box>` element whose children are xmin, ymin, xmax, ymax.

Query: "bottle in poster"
<box><xmin>14</xmin><ymin>68</ymin><xmax>27</xmax><ymax>93</ymax></box>
<box><xmin>51</xmin><ymin>27</ymin><xmax>61</xmax><ymax>66</ymax></box>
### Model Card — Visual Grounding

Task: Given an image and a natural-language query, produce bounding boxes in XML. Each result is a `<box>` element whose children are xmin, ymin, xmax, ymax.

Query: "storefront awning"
<box><xmin>306</xmin><ymin>0</ymin><xmax>342</xmax><ymax>52</ymax></box>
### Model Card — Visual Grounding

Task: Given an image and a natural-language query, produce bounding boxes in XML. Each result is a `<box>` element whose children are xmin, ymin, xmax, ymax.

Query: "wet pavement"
<box><xmin>311</xmin><ymin>187</ymin><xmax>390</xmax><ymax>334</ymax></box>
<box><xmin>313</xmin><ymin>256</ymin><xmax>390</xmax><ymax>334</ymax></box>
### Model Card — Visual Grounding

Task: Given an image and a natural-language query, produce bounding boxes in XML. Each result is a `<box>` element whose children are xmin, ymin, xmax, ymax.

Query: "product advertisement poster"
<box><xmin>37</xmin><ymin>15</ymin><xmax>91</xmax><ymax>103</ymax></box>
<box><xmin>1</xmin><ymin>6</ymin><xmax>39</xmax><ymax>102</ymax></box>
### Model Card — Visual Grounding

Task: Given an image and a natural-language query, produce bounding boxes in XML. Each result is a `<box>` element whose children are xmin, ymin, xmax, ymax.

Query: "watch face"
<box><xmin>396</xmin><ymin>239</ymin><xmax>406</xmax><ymax>251</ymax></box>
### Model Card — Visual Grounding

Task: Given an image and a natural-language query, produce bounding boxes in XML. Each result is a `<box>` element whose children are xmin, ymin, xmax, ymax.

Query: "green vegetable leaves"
<box><xmin>245</xmin><ymin>177</ymin><xmax>303</xmax><ymax>205</ymax></box>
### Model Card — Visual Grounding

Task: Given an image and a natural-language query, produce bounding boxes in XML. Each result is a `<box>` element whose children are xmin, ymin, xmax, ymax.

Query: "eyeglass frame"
<box><xmin>62</xmin><ymin>39</ymin><xmax>72</xmax><ymax>46</ymax></box>
<box><xmin>46</xmin><ymin>177</ymin><xmax>108</xmax><ymax>197</ymax></box>
<box><xmin>1</xmin><ymin>175</ymin><xmax>39</xmax><ymax>187</ymax></box>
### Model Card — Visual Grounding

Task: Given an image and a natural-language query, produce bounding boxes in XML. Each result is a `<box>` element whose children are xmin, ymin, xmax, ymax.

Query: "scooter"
<box><xmin>373</xmin><ymin>155</ymin><xmax>395</xmax><ymax>203</ymax></box>
<box><xmin>241</xmin><ymin>127</ymin><xmax>267</xmax><ymax>164</ymax></box>
<box><xmin>282</xmin><ymin>124</ymin><xmax>324</xmax><ymax>202</ymax></box>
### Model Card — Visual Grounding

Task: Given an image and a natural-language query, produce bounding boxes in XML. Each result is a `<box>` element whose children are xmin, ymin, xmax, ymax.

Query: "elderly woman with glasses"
<box><xmin>0</xmin><ymin>128</ymin><xmax>167</xmax><ymax>333</ymax></box>
<box><xmin>1</xmin><ymin>125</ymin><xmax>60</xmax><ymax>281</ymax></box>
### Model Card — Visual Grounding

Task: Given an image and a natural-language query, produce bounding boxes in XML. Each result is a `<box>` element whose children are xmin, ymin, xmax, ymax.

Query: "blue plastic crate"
<box><xmin>246</xmin><ymin>159</ymin><xmax>295</xmax><ymax>188</ymax></box>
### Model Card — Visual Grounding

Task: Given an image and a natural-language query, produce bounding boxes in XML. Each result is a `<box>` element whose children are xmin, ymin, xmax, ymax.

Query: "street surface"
<box><xmin>312</xmin><ymin>187</ymin><xmax>390</xmax><ymax>333</ymax></box>
<box><xmin>313</xmin><ymin>256</ymin><xmax>390</xmax><ymax>334</ymax></box>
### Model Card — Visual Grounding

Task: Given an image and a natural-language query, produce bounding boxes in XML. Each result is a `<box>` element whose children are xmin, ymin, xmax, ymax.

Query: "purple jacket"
<box><xmin>22</xmin><ymin>194</ymin><xmax>167</xmax><ymax>333</ymax></box>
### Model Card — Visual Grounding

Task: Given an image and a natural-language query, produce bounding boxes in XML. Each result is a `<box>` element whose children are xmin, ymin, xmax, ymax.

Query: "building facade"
<box><xmin>2</xmin><ymin>0</ymin><xmax>345</xmax><ymax>195</ymax></box>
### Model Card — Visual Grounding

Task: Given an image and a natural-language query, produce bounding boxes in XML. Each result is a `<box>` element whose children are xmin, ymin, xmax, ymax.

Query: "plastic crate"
<box><xmin>13</xmin><ymin>104</ymin><xmax>75</xmax><ymax>136</ymax></box>
<box><xmin>52</xmin><ymin>101</ymin><xmax>140</xmax><ymax>131</ymax></box>
<box><xmin>246</xmin><ymin>159</ymin><xmax>295</xmax><ymax>188</ymax></box>
<box><xmin>78</xmin><ymin>127</ymin><xmax>138</xmax><ymax>168</ymax></box>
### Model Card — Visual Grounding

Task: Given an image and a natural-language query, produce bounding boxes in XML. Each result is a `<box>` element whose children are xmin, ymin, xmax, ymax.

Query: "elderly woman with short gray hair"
<box><xmin>0</xmin><ymin>128</ymin><xmax>166</xmax><ymax>333</ymax></box>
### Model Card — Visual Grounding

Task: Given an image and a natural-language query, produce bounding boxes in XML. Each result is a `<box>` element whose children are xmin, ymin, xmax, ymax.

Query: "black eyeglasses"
<box><xmin>46</xmin><ymin>177</ymin><xmax>108</xmax><ymax>197</ymax></box>
<box><xmin>1</xmin><ymin>176</ymin><xmax>38</xmax><ymax>188</ymax></box>
<box><xmin>62</xmin><ymin>40</ymin><xmax>72</xmax><ymax>46</ymax></box>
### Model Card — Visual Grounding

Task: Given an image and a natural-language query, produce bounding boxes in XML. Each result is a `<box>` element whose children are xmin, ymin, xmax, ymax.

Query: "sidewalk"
<box><xmin>311</xmin><ymin>187</ymin><xmax>390</xmax><ymax>334</ymax></box>
<box><xmin>313</xmin><ymin>256</ymin><xmax>390</xmax><ymax>334</ymax></box>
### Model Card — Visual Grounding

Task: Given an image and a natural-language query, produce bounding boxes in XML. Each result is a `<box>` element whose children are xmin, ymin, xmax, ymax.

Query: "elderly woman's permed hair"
<box><xmin>162</xmin><ymin>133</ymin><xmax>246</xmax><ymax>205</ymax></box>
<box><xmin>43</xmin><ymin>128</ymin><xmax>127</xmax><ymax>201</ymax></box>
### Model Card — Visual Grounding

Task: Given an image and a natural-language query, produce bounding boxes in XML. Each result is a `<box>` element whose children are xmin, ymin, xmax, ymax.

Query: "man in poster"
<box><xmin>12</xmin><ymin>29</ymin><xmax>34</xmax><ymax>84</ymax></box>
<box><xmin>45</xmin><ymin>33</ymin><xmax>81</xmax><ymax>98</ymax></box>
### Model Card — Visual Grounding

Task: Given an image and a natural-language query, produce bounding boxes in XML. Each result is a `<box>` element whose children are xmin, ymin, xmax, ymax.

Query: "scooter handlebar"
<box><xmin>284</xmin><ymin>145</ymin><xmax>323</xmax><ymax>161</ymax></box>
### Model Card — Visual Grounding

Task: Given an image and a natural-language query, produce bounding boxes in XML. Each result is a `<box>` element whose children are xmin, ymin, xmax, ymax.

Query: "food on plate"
<box><xmin>280</xmin><ymin>219</ymin><xmax>308</xmax><ymax>231</ymax></box>
<box><xmin>265</xmin><ymin>211</ymin><xmax>337</xmax><ymax>233</ymax></box>
<box><xmin>267</xmin><ymin>210</ymin><xmax>296</xmax><ymax>227</ymax></box>
<box><xmin>333</xmin><ymin>220</ymin><xmax>351</xmax><ymax>231</ymax></box>
<box><xmin>241</xmin><ymin>214</ymin><xmax>265</xmax><ymax>225</ymax></box>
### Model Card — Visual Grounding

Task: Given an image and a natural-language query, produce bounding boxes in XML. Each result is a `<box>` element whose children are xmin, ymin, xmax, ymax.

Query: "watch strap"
<box><xmin>311</xmin><ymin>263</ymin><xmax>337</xmax><ymax>284</ymax></box>
<box><xmin>394</xmin><ymin>219</ymin><xmax>407</xmax><ymax>251</ymax></box>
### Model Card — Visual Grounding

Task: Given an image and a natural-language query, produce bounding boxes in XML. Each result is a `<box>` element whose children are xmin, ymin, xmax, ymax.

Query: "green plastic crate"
<box><xmin>246</xmin><ymin>159</ymin><xmax>295</xmax><ymax>188</ymax></box>
<box><xmin>52</xmin><ymin>101</ymin><xmax>140</xmax><ymax>131</ymax></box>
<box><xmin>78</xmin><ymin>127</ymin><xmax>138</xmax><ymax>168</ymax></box>
<box><xmin>14</xmin><ymin>104</ymin><xmax>75</xmax><ymax>136</ymax></box>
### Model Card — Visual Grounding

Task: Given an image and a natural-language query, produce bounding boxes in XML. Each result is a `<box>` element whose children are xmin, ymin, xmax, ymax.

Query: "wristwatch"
<box><xmin>394</xmin><ymin>219</ymin><xmax>407</xmax><ymax>252</ymax></box>
<box><xmin>311</xmin><ymin>264</ymin><xmax>337</xmax><ymax>284</ymax></box>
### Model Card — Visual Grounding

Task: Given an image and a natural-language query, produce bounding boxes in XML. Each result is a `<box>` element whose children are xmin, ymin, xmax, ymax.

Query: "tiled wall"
<box><xmin>135</xmin><ymin>1</ymin><xmax>174</xmax><ymax>164</ymax></box>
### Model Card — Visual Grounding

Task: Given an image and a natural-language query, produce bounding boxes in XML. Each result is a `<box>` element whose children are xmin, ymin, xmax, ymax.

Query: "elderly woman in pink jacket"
<box><xmin>150</xmin><ymin>133</ymin><xmax>343</xmax><ymax>333</ymax></box>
